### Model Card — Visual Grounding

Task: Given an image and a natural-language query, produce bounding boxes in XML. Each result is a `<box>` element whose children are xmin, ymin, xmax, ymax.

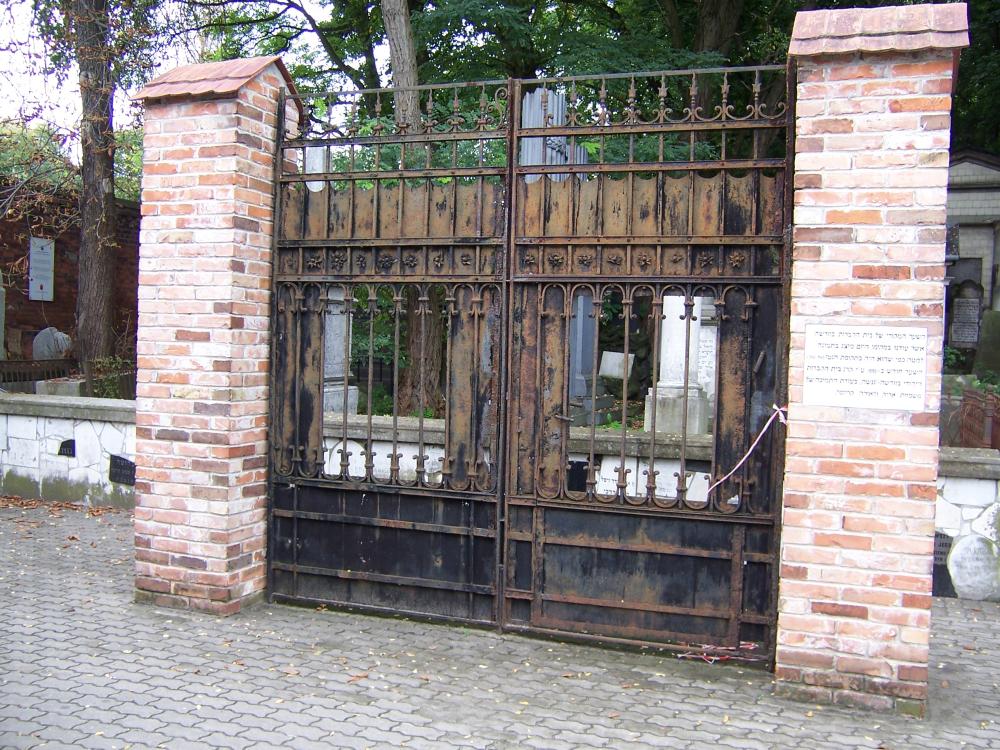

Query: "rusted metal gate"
<box><xmin>269</xmin><ymin>65</ymin><xmax>791</xmax><ymax>662</ymax></box>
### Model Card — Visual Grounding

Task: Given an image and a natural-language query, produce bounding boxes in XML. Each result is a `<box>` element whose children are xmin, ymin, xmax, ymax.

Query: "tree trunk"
<box><xmin>382</xmin><ymin>0</ymin><xmax>421</xmax><ymax>129</ymax></box>
<box><xmin>382</xmin><ymin>0</ymin><xmax>445</xmax><ymax>416</ymax></box>
<box><xmin>74</xmin><ymin>0</ymin><xmax>116</xmax><ymax>363</ymax></box>
<box><xmin>398</xmin><ymin>286</ymin><xmax>445</xmax><ymax>417</ymax></box>
<box><xmin>695</xmin><ymin>0</ymin><xmax>746</xmax><ymax>57</ymax></box>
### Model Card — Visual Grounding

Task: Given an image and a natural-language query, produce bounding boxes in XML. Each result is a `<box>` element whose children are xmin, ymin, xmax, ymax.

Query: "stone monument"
<box><xmin>644</xmin><ymin>296</ymin><xmax>709</xmax><ymax>433</ymax></box>
<box><xmin>323</xmin><ymin>288</ymin><xmax>359</xmax><ymax>414</ymax></box>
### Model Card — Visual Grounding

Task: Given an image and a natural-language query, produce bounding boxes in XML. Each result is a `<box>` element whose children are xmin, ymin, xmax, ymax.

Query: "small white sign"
<box><xmin>803</xmin><ymin>324</ymin><xmax>927</xmax><ymax>411</ymax></box>
<box><xmin>28</xmin><ymin>236</ymin><xmax>55</xmax><ymax>302</ymax></box>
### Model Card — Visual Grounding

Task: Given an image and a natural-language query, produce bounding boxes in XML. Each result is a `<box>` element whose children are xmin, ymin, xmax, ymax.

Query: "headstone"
<box><xmin>973</xmin><ymin>310</ymin><xmax>1000</xmax><ymax>375</ymax></box>
<box><xmin>323</xmin><ymin>289</ymin><xmax>358</xmax><ymax>414</ymax></box>
<box><xmin>599</xmin><ymin>351</ymin><xmax>634</xmax><ymax>381</ymax></box>
<box><xmin>568</xmin><ymin>291</ymin><xmax>595</xmax><ymax>399</ymax></box>
<box><xmin>947</xmin><ymin>534</ymin><xmax>1000</xmax><ymax>601</ymax></box>
<box><xmin>32</xmin><ymin>327</ymin><xmax>72</xmax><ymax>360</ymax></box>
<box><xmin>519</xmin><ymin>88</ymin><xmax>588</xmax><ymax>183</ymax></box>
<box><xmin>644</xmin><ymin>296</ymin><xmax>709</xmax><ymax>434</ymax></box>
<box><xmin>948</xmin><ymin>278</ymin><xmax>983</xmax><ymax>350</ymax></box>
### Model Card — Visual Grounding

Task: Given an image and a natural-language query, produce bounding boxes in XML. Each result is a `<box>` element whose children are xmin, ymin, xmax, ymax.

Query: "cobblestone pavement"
<box><xmin>1</xmin><ymin>503</ymin><xmax>998</xmax><ymax>750</ymax></box>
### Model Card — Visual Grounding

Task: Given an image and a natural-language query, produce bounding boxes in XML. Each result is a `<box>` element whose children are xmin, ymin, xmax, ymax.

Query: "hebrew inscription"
<box><xmin>803</xmin><ymin>324</ymin><xmax>927</xmax><ymax>411</ymax></box>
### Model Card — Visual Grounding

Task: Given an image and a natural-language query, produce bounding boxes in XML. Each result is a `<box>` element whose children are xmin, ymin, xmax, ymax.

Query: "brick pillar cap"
<box><xmin>134</xmin><ymin>55</ymin><xmax>302</xmax><ymax>117</ymax></box>
<box><xmin>789</xmin><ymin>3</ymin><xmax>968</xmax><ymax>57</ymax></box>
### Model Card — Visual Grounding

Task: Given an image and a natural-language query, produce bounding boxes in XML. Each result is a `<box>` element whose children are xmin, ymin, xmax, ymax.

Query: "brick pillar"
<box><xmin>131</xmin><ymin>57</ymin><xmax>299</xmax><ymax>614</ymax></box>
<box><xmin>777</xmin><ymin>4</ymin><xmax>968</xmax><ymax>714</ymax></box>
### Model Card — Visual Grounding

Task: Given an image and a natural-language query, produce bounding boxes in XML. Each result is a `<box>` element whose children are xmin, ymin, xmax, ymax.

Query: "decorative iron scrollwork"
<box><xmin>377</xmin><ymin>256</ymin><xmax>397</xmax><ymax>273</ymax></box>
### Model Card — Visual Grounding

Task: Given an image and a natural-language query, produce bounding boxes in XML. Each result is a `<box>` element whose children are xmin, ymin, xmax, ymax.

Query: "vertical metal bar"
<box><xmin>678</xmin><ymin>288</ymin><xmax>693</xmax><ymax>506</ymax></box>
<box><xmin>646</xmin><ymin>290</ymin><xmax>663</xmax><ymax>504</ymax></box>
<box><xmin>365</xmin><ymin>284</ymin><xmax>376</xmax><ymax>481</ymax></box>
<box><xmin>390</xmin><ymin>285</ymin><xmax>403</xmax><ymax>484</ymax></box>
<box><xmin>727</xmin><ymin>525</ymin><xmax>746</xmax><ymax>646</ymax></box>
<box><xmin>441</xmin><ymin>286</ymin><xmax>455</xmax><ymax>490</ymax></box>
<box><xmin>588</xmin><ymin>286</ymin><xmax>602</xmax><ymax>500</ymax></box>
<box><xmin>497</xmin><ymin>76</ymin><xmax>518</xmax><ymax>629</ymax></box>
<box><xmin>416</xmin><ymin>283</ymin><xmax>428</xmax><ymax>485</ymax></box>
<box><xmin>559</xmin><ymin>284</ymin><xmax>573</xmax><ymax>498</ymax></box>
<box><xmin>340</xmin><ymin>284</ymin><xmax>352</xmax><ymax>478</ymax></box>
<box><xmin>764</xmin><ymin>61</ymin><xmax>796</xmax><ymax>667</ymax></box>
<box><xmin>265</xmin><ymin>87</ymin><xmax>287</xmax><ymax>600</ymax></box>
<box><xmin>618</xmin><ymin>286</ymin><xmax>632</xmax><ymax>503</ymax></box>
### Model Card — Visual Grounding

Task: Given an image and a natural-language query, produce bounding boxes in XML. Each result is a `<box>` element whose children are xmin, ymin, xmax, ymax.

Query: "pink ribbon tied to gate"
<box><xmin>705</xmin><ymin>403</ymin><xmax>788</xmax><ymax>498</ymax></box>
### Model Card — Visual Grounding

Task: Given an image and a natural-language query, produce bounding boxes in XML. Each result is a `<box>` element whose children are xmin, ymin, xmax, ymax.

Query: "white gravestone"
<box><xmin>803</xmin><ymin>324</ymin><xmax>927</xmax><ymax>411</ymax></box>
<box><xmin>947</xmin><ymin>534</ymin><xmax>1000</xmax><ymax>601</ymax></box>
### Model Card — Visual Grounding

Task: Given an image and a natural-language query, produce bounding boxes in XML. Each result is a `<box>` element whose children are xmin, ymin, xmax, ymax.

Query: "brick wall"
<box><xmin>132</xmin><ymin>58</ymin><xmax>298</xmax><ymax>614</ymax></box>
<box><xmin>778</xmin><ymin>4</ymin><xmax>968</xmax><ymax>715</ymax></box>
<box><xmin>0</xmin><ymin>201</ymin><xmax>139</xmax><ymax>358</ymax></box>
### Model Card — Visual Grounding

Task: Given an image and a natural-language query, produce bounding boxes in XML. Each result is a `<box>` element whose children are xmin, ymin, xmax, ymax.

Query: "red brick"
<box><xmin>812</xmin><ymin>601</ymin><xmax>869</xmax><ymax>619</ymax></box>
<box><xmin>814</xmin><ymin>533</ymin><xmax>872</xmax><ymax>551</ymax></box>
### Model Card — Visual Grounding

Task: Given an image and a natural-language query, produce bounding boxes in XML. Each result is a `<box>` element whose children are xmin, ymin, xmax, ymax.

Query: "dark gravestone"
<box><xmin>933</xmin><ymin>532</ymin><xmax>956</xmax><ymax>598</ymax></box>
<box><xmin>109</xmin><ymin>455</ymin><xmax>136</xmax><ymax>486</ymax></box>
<box><xmin>974</xmin><ymin>310</ymin><xmax>1000</xmax><ymax>375</ymax></box>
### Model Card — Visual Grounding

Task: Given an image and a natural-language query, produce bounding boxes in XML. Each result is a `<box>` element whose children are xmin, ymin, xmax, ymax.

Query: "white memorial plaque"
<box><xmin>28</xmin><ymin>236</ymin><xmax>55</xmax><ymax>302</ymax></box>
<box><xmin>803</xmin><ymin>324</ymin><xmax>927</xmax><ymax>410</ymax></box>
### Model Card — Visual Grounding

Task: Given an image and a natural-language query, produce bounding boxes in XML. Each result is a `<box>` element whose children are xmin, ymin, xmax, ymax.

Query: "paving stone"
<box><xmin>3</xmin><ymin>505</ymin><xmax>1000</xmax><ymax>750</ymax></box>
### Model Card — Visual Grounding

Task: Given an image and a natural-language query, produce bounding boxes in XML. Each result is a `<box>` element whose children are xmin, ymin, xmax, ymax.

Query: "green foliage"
<box><xmin>360</xmin><ymin>383</ymin><xmax>395</xmax><ymax>415</ymax></box>
<box><xmin>0</xmin><ymin>124</ymin><xmax>80</xmax><ymax>236</ymax></box>
<box><xmin>351</xmin><ymin>285</ymin><xmax>404</xmax><ymax>367</ymax></box>
<box><xmin>113</xmin><ymin>127</ymin><xmax>144</xmax><ymax>202</ymax></box>
<box><xmin>86</xmin><ymin>356</ymin><xmax>135</xmax><ymax>399</ymax></box>
<box><xmin>953</xmin><ymin>0</ymin><xmax>1000</xmax><ymax>155</ymax></box>
<box><xmin>184</xmin><ymin>0</ymin><xmax>998</xmax><ymax>161</ymax></box>
<box><xmin>0</xmin><ymin>124</ymin><xmax>79</xmax><ymax>193</ymax></box>
<box><xmin>971</xmin><ymin>371</ymin><xmax>1000</xmax><ymax>396</ymax></box>
<box><xmin>944</xmin><ymin>345</ymin><xmax>964</xmax><ymax>371</ymax></box>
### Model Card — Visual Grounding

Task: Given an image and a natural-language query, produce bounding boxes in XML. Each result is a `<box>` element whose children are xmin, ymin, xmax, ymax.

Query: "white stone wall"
<box><xmin>0</xmin><ymin>395</ymin><xmax>136</xmax><ymax>507</ymax></box>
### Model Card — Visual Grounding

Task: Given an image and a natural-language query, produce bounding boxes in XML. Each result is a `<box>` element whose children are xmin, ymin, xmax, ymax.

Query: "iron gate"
<box><xmin>269</xmin><ymin>65</ymin><xmax>791</xmax><ymax>662</ymax></box>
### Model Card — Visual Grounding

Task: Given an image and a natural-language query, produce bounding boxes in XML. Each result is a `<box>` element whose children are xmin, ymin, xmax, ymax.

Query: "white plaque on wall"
<box><xmin>28</xmin><ymin>236</ymin><xmax>55</xmax><ymax>302</ymax></box>
<box><xmin>803</xmin><ymin>324</ymin><xmax>927</xmax><ymax>411</ymax></box>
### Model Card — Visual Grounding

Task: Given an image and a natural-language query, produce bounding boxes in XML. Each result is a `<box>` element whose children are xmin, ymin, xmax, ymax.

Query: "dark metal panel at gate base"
<box><xmin>268</xmin><ymin>81</ymin><xmax>511</xmax><ymax>624</ymax></box>
<box><xmin>268</xmin><ymin>67</ymin><xmax>790</xmax><ymax>661</ymax></box>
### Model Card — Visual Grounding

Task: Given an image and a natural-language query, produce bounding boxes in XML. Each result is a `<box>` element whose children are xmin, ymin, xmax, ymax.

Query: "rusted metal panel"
<box><xmin>269</xmin><ymin>65</ymin><xmax>789</xmax><ymax>663</ymax></box>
